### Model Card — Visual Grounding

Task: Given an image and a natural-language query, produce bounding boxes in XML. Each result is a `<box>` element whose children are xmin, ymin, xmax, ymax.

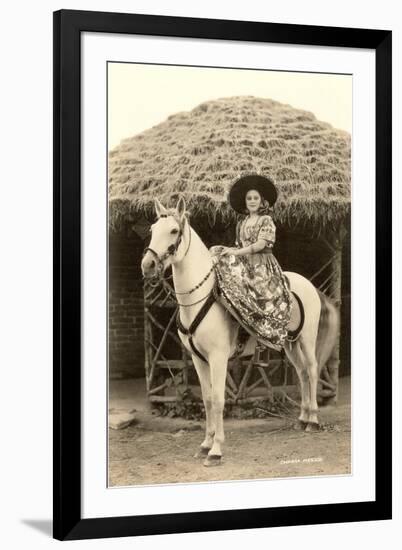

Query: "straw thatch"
<box><xmin>109</xmin><ymin>96</ymin><xmax>350</xmax><ymax>231</ymax></box>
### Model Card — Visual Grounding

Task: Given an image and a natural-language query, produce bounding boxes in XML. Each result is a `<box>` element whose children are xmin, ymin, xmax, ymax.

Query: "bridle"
<box><xmin>142</xmin><ymin>214</ymin><xmax>214</xmax><ymax>302</ymax></box>
<box><xmin>142</xmin><ymin>214</ymin><xmax>191</xmax><ymax>285</ymax></box>
<box><xmin>143</xmin><ymin>212</ymin><xmax>218</xmax><ymax>363</ymax></box>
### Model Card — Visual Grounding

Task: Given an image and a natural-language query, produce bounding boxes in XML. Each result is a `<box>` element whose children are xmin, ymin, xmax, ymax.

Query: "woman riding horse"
<box><xmin>141</xmin><ymin>177</ymin><xmax>339</xmax><ymax>466</ymax></box>
<box><xmin>211</xmin><ymin>174</ymin><xmax>292</xmax><ymax>351</ymax></box>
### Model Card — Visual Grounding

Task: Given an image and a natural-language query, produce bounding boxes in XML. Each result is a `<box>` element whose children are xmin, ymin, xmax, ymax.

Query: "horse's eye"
<box><xmin>171</xmin><ymin>228</ymin><xmax>179</xmax><ymax>234</ymax></box>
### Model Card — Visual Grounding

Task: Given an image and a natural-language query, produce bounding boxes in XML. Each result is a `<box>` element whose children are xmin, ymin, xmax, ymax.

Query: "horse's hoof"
<box><xmin>305</xmin><ymin>422</ymin><xmax>320</xmax><ymax>432</ymax></box>
<box><xmin>203</xmin><ymin>454</ymin><xmax>222</xmax><ymax>467</ymax></box>
<box><xmin>194</xmin><ymin>447</ymin><xmax>210</xmax><ymax>459</ymax></box>
<box><xmin>293</xmin><ymin>420</ymin><xmax>307</xmax><ymax>431</ymax></box>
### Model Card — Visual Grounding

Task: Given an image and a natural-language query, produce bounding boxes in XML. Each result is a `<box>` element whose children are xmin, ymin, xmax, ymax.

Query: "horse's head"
<box><xmin>141</xmin><ymin>197</ymin><xmax>189</xmax><ymax>280</ymax></box>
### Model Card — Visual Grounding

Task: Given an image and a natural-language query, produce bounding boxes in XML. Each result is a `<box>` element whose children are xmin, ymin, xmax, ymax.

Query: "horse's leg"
<box><xmin>285</xmin><ymin>342</ymin><xmax>310</xmax><ymax>428</ymax></box>
<box><xmin>192</xmin><ymin>355</ymin><xmax>214</xmax><ymax>458</ymax></box>
<box><xmin>299</xmin><ymin>338</ymin><xmax>320</xmax><ymax>431</ymax></box>
<box><xmin>204</xmin><ymin>351</ymin><xmax>229</xmax><ymax>467</ymax></box>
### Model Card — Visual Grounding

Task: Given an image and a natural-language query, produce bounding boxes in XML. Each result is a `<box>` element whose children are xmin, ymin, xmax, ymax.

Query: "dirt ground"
<box><xmin>108</xmin><ymin>377</ymin><xmax>351</xmax><ymax>487</ymax></box>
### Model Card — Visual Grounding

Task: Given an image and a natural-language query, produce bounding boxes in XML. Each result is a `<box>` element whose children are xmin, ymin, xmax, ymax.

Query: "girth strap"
<box><xmin>176</xmin><ymin>289</ymin><xmax>217</xmax><ymax>363</ymax></box>
<box><xmin>287</xmin><ymin>291</ymin><xmax>305</xmax><ymax>342</ymax></box>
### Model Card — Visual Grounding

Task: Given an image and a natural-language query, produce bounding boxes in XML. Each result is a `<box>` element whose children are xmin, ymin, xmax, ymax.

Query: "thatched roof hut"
<box><xmin>108</xmin><ymin>96</ymin><xmax>351</xmax><ymax>398</ymax></box>
<box><xmin>109</xmin><ymin>96</ymin><xmax>350</xmax><ymax>233</ymax></box>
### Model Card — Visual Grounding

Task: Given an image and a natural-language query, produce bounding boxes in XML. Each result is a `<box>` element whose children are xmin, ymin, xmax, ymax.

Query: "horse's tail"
<box><xmin>315</xmin><ymin>290</ymin><xmax>340</xmax><ymax>372</ymax></box>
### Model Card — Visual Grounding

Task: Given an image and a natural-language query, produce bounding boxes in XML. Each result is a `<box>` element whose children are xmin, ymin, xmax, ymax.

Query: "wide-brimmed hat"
<box><xmin>228</xmin><ymin>174</ymin><xmax>278</xmax><ymax>213</ymax></box>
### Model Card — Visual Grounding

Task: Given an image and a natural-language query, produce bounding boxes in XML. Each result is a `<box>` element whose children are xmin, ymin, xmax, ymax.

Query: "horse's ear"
<box><xmin>155</xmin><ymin>199</ymin><xmax>167</xmax><ymax>219</ymax></box>
<box><xmin>176</xmin><ymin>196</ymin><xmax>187</xmax><ymax>222</ymax></box>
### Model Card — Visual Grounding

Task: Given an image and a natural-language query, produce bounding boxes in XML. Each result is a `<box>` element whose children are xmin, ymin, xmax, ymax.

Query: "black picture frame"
<box><xmin>53</xmin><ymin>9</ymin><xmax>392</xmax><ymax>541</ymax></box>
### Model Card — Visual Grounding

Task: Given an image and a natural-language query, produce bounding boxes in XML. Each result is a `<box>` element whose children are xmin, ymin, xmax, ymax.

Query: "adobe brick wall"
<box><xmin>109</xmin><ymin>229</ymin><xmax>145</xmax><ymax>379</ymax></box>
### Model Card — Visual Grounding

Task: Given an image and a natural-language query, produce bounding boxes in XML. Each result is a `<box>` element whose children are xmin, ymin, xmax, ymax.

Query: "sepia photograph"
<box><xmin>107</xmin><ymin>62</ymin><xmax>352</xmax><ymax>487</ymax></box>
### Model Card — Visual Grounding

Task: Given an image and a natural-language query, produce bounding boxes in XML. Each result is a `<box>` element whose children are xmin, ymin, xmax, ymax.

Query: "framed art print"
<box><xmin>53</xmin><ymin>10</ymin><xmax>392</xmax><ymax>540</ymax></box>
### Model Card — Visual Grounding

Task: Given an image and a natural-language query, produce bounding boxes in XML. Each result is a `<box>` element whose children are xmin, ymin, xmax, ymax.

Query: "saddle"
<box><xmin>229</xmin><ymin>290</ymin><xmax>305</xmax><ymax>356</ymax></box>
<box><xmin>219</xmin><ymin>279</ymin><xmax>305</xmax><ymax>355</ymax></box>
<box><xmin>176</xmin><ymin>281</ymin><xmax>305</xmax><ymax>363</ymax></box>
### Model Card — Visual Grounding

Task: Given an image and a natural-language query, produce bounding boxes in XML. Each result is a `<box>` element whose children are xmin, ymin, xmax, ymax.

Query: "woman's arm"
<box><xmin>220</xmin><ymin>216</ymin><xmax>274</xmax><ymax>257</ymax></box>
<box><xmin>220</xmin><ymin>239</ymin><xmax>266</xmax><ymax>256</ymax></box>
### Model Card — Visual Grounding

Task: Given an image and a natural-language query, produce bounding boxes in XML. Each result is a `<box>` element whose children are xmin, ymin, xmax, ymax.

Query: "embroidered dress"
<box><xmin>211</xmin><ymin>215</ymin><xmax>292</xmax><ymax>350</ymax></box>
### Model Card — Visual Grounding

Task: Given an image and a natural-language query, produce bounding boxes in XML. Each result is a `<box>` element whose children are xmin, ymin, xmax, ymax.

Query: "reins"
<box><xmin>174</xmin><ymin>265</ymin><xmax>214</xmax><ymax>296</ymax></box>
<box><xmin>175</xmin><ymin>288</ymin><xmax>213</xmax><ymax>307</ymax></box>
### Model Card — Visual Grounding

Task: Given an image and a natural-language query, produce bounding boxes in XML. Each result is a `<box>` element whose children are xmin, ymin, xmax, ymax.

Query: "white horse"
<box><xmin>141</xmin><ymin>197</ymin><xmax>339</xmax><ymax>466</ymax></box>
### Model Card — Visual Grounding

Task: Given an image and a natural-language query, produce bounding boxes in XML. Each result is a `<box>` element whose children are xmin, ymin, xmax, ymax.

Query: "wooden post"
<box><xmin>143</xmin><ymin>280</ymin><xmax>152</xmax><ymax>393</ymax></box>
<box><xmin>324</xmin><ymin>226</ymin><xmax>346</xmax><ymax>405</ymax></box>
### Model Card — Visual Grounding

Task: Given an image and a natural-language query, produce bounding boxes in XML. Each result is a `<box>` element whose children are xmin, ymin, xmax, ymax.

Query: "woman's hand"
<box><xmin>209</xmin><ymin>246</ymin><xmax>222</xmax><ymax>257</ymax></box>
<box><xmin>219</xmin><ymin>247</ymin><xmax>237</xmax><ymax>257</ymax></box>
